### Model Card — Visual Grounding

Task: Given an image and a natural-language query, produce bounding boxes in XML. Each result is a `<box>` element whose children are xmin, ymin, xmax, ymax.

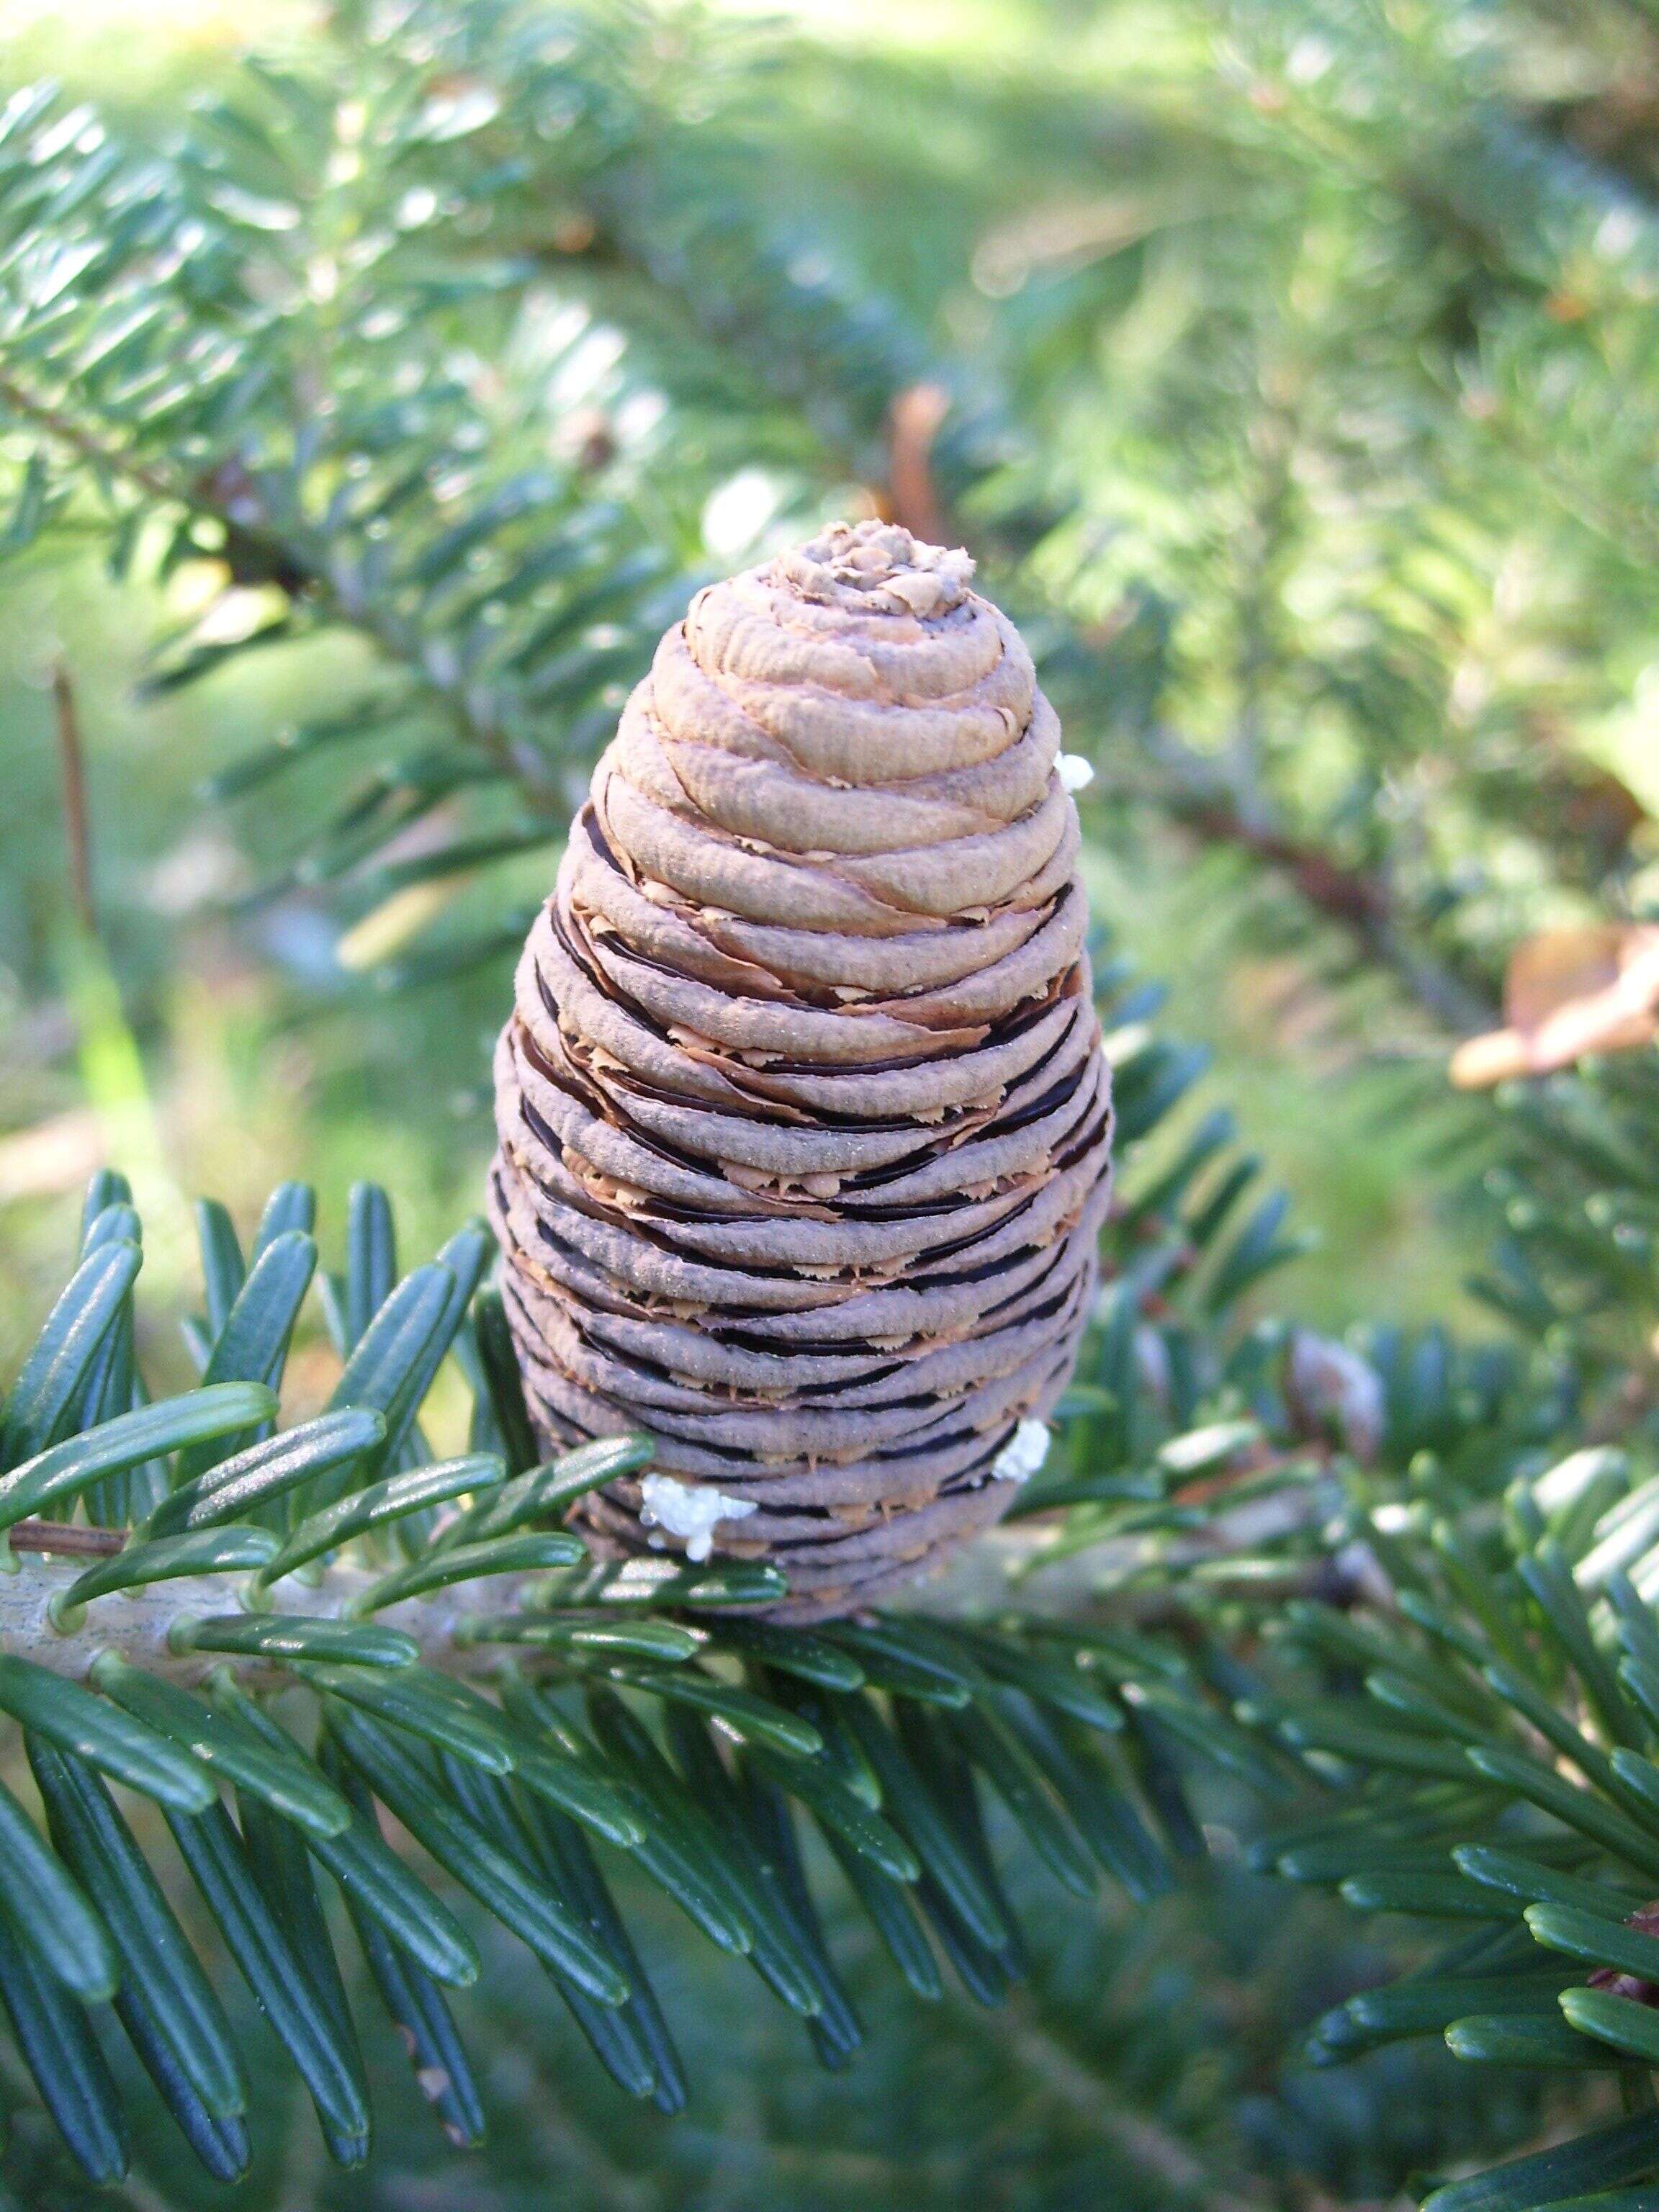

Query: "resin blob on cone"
<box><xmin>488</xmin><ymin>520</ymin><xmax>1112</xmax><ymax>1620</ymax></box>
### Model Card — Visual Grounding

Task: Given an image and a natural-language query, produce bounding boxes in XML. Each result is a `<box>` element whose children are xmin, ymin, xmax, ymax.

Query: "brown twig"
<box><xmin>0</xmin><ymin>374</ymin><xmax>179</xmax><ymax>508</ymax></box>
<box><xmin>0</xmin><ymin>369</ymin><xmax>553</xmax><ymax>801</ymax></box>
<box><xmin>51</xmin><ymin>659</ymin><xmax>94</xmax><ymax>938</ymax></box>
<box><xmin>884</xmin><ymin>382</ymin><xmax>951</xmax><ymax>547</ymax></box>
<box><xmin>1147</xmin><ymin>745</ymin><xmax>1498</xmax><ymax>1031</ymax></box>
<box><xmin>1177</xmin><ymin>796</ymin><xmax>1391</xmax><ymax>931</ymax></box>
<box><xmin>9</xmin><ymin>1519</ymin><xmax>125</xmax><ymax>1557</ymax></box>
<box><xmin>1003</xmin><ymin>2006</ymin><xmax>1274</xmax><ymax>2212</ymax></box>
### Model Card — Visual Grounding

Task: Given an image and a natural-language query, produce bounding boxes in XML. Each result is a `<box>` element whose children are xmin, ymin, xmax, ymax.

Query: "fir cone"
<box><xmin>488</xmin><ymin>519</ymin><xmax>1113</xmax><ymax>1620</ymax></box>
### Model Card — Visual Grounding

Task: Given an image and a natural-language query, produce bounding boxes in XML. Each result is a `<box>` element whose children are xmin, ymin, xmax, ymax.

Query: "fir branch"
<box><xmin>0</xmin><ymin>1168</ymin><xmax>1251</xmax><ymax>2188</ymax></box>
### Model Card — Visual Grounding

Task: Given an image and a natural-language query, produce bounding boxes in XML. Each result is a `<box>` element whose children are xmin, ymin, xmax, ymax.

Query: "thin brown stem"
<box><xmin>0</xmin><ymin>369</ymin><xmax>551</xmax><ymax>801</ymax></box>
<box><xmin>1146</xmin><ymin>737</ymin><xmax>1498</xmax><ymax>1031</ymax></box>
<box><xmin>0</xmin><ymin>374</ymin><xmax>180</xmax><ymax>508</ymax></box>
<box><xmin>1004</xmin><ymin>2007</ymin><xmax>1274</xmax><ymax>2212</ymax></box>
<box><xmin>9</xmin><ymin>1519</ymin><xmax>125</xmax><ymax>1557</ymax></box>
<box><xmin>884</xmin><ymin>382</ymin><xmax>951</xmax><ymax>547</ymax></box>
<box><xmin>51</xmin><ymin>661</ymin><xmax>95</xmax><ymax>938</ymax></box>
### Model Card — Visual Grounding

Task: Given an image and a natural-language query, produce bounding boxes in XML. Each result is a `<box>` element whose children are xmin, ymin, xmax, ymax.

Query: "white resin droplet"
<box><xmin>638</xmin><ymin>1473</ymin><xmax>758</xmax><ymax>1563</ymax></box>
<box><xmin>992</xmin><ymin>1418</ymin><xmax>1051</xmax><ymax>1485</ymax></box>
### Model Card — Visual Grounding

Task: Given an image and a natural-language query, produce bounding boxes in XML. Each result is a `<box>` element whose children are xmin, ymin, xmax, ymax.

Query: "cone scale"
<box><xmin>489</xmin><ymin>521</ymin><xmax>1112</xmax><ymax>1619</ymax></box>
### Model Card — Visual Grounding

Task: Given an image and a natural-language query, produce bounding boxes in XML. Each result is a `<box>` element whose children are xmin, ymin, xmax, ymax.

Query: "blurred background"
<box><xmin>0</xmin><ymin>0</ymin><xmax>1654</xmax><ymax>2200</ymax></box>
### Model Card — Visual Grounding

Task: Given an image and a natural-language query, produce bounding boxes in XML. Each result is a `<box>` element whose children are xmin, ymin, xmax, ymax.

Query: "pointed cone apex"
<box><xmin>488</xmin><ymin>520</ymin><xmax>1112</xmax><ymax>1619</ymax></box>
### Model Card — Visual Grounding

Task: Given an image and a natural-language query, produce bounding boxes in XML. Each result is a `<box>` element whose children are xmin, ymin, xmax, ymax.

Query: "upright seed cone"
<box><xmin>488</xmin><ymin>520</ymin><xmax>1113</xmax><ymax>1620</ymax></box>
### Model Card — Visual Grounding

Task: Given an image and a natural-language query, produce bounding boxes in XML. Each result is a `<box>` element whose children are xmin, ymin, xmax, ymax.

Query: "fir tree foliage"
<box><xmin>8</xmin><ymin>0</ymin><xmax>1659</xmax><ymax>1021</ymax></box>
<box><xmin>0</xmin><ymin>1110</ymin><xmax>1279</xmax><ymax>2188</ymax></box>
<box><xmin>12</xmin><ymin>2</ymin><xmax>1659</xmax><ymax>2206</ymax></box>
